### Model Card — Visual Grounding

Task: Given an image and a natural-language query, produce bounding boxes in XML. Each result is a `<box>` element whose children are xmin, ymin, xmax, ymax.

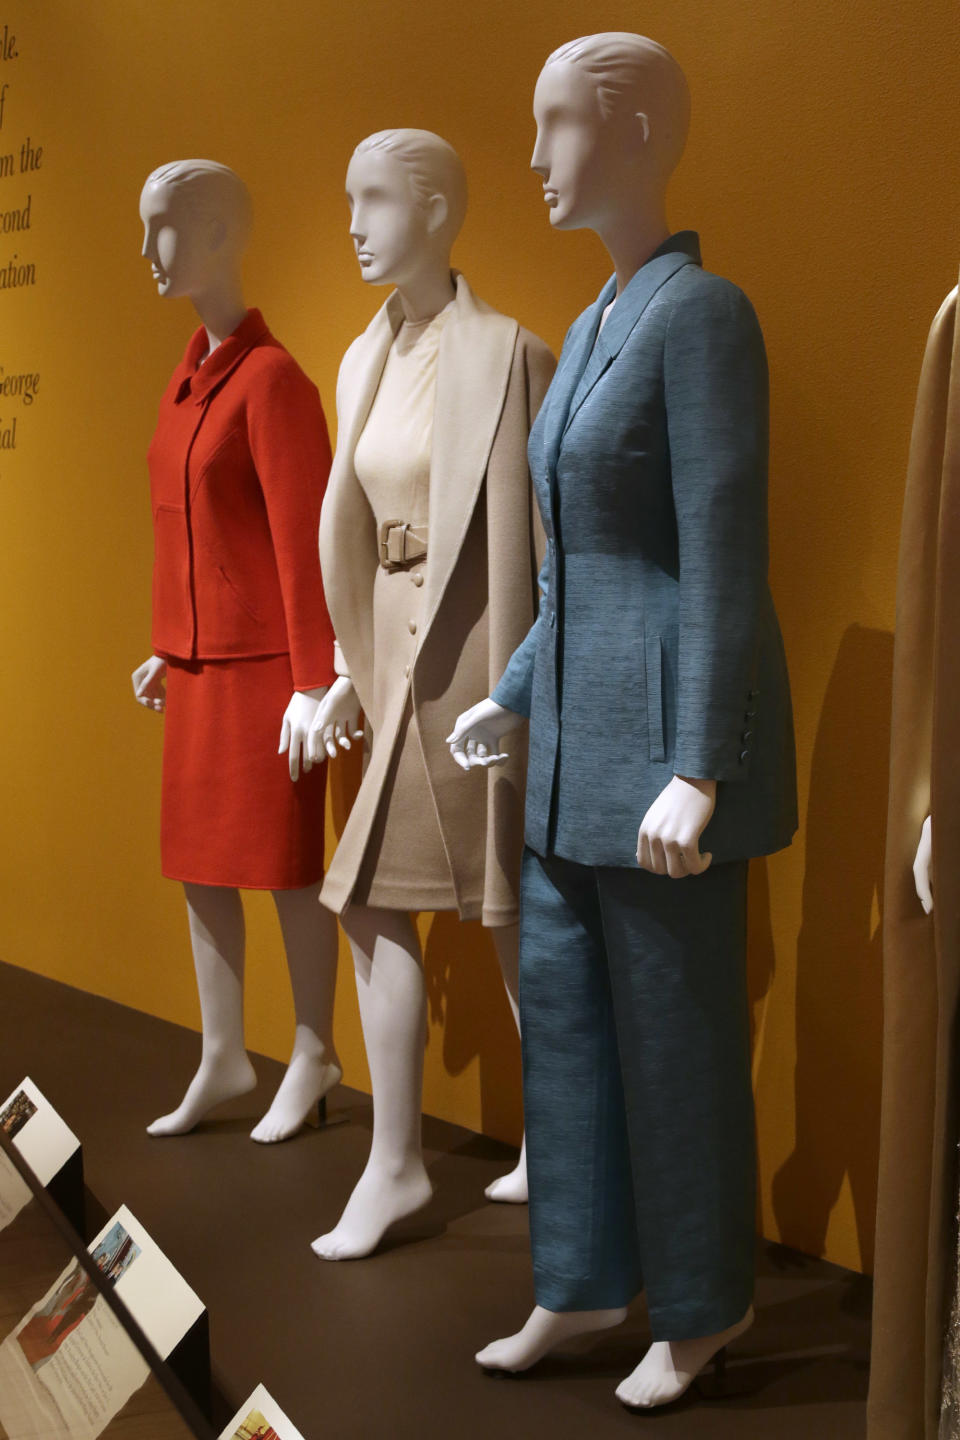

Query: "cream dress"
<box><xmin>349</xmin><ymin>306</ymin><xmax>462</xmax><ymax>912</ymax></box>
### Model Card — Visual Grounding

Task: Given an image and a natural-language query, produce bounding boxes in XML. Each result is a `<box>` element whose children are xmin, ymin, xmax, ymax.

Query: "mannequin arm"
<box><xmin>913</xmin><ymin>813</ymin><xmax>933</xmax><ymax>914</ymax></box>
<box><xmin>637</xmin><ymin>775</ymin><xmax>716</xmax><ymax>878</ymax></box>
<box><xmin>132</xmin><ymin>655</ymin><xmax>167</xmax><ymax>712</ymax></box>
<box><xmin>446</xmin><ymin>698</ymin><xmax>525</xmax><ymax>771</ymax></box>
<box><xmin>306</xmin><ymin>676</ymin><xmax>363</xmax><ymax>763</ymax></box>
<box><xmin>279</xmin><ymin>687</ymin><xmax>329</xmax><ymax>782</ymax></box>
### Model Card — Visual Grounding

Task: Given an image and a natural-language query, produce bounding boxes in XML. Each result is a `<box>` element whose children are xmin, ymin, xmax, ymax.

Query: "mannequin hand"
<box><xmin>306</xmin><ymin>677</ymin><xmax>363</xmax><ymax>763</ymax></box>
<box><xmin>913</xmin><ymin>813</ymin><xmax>933</xmax><ymax>914</ymax></box>
<box><xmin>637</xmin><ymin>775</ymin><xmax>717</xmax><ymax>878</ymax></box>
<box><xmin>279</xmin><ymin>688</ymin><xmax>328</xmax><ymax>782</ymax></box>
<box><xmin>132</xmin><ymin>655</ymin><xmax>167</xmax><ymax>712</ymax></box>
<box><xmin>446</xmin><ymin>698</ymin><xmax>523</xmax><ymax>771</ymax></box>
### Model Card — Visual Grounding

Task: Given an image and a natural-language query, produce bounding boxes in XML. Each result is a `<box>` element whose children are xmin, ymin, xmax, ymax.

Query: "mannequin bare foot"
<box><xmin>250</xmin><ymin>1049</ymin><xmax>342</xmax><ymax>1144</ymax></box>
<box><xmin>615</xmin><ymin>1305</ymin><xmax>754</xmax><ymax>1409</ymax></box>
<box><xmin>146</xmin><ymin>1052</ymin><xmax>257</xmax><ymax>1137</ymax></box>
<box><xmin>476</xmin><ymin>1304</ymin><xmax>627</xmax><ymax>1373</ymax></box>
<box><xmin>484</xmin><ymin>1135</ymin><xmax>528</xmax><ymax>1204</ymax></box>
<box><xmin>310</xmin><ymin>1158</ymin><xmax>433</xmax><ymax>1260</ymax></box>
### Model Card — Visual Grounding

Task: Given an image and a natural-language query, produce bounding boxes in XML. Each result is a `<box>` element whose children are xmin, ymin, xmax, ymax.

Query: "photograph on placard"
<box><xmin>0</xmin><ymin>1088</ymin><xmax>37</xmax><ymax>1140</ymax></box>
<box><xmin>229</xmin><ymin>1409</ymin><xmax>279</xmax><ymax>1440</ymax></box>
<box><xmin>218</xmin><ymin>1385</ymin><xmax>307</xmax><ymax>1440</ymax></box>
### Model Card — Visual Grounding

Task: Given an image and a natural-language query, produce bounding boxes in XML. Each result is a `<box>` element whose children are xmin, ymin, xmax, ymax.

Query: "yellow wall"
<box><xmin>2</xmin><ymin>0</ymin><xmax>959</xmax><ymax>1275</ymax></box>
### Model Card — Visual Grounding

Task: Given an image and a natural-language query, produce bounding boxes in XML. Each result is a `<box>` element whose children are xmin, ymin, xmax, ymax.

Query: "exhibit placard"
<box><xmin>218</xmin><ymin>1384</ymin><xmax>307</xmax><ymax>1440</ymax></box>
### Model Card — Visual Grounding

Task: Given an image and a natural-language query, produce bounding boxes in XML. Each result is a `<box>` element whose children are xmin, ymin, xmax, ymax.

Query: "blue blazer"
<box><xmin>493</xmin><ymin>232</ymin><xmax>797</xmax><ymax>867</ymax></box>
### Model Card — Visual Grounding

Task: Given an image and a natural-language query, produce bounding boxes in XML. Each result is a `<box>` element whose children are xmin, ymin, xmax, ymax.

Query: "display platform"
<box><xmin>0</xmin><ymin>960</ymin><xmax>870</xmax><ymax>1438</ymax></box>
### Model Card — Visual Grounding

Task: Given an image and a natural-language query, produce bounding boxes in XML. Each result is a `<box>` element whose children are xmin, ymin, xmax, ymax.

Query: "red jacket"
<box><xmin>148</xmin><ymin>308</ymin><xmax>336</xmax><ymax>691</ymax></box>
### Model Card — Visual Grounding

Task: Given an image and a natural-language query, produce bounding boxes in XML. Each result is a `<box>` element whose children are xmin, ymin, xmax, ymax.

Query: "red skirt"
<box><xmin>160</xmin><ymin>654</ymin><xmax>326</xmax><ymax>889</ymax></box>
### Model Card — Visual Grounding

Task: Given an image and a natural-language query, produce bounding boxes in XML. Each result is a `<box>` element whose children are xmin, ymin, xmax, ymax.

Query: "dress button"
<box><xmin>741</xmin><ymin>730</ymin><xmax>753</xmax><ymax>743</ymax></box>
<box><xmin>748</xmin><ymin>688</ymin><xmax>760</xmax><ymax>699</ymax></box>
<box><xmin>739</xmin><ymin>749</ymin><xmax>750</xmax><ymax>764</ymax></box>
<box><xmin>411</xmin><ymin>572</ymin><xmax>424</xmax><ymax>587</ymax></box>
<box><xmin>745</xmin><ymin>709</ymin><xmax>757</xmax><ymax>720</ymax></box>
<box><xmin>408</xmin><ymin>619</ymin><xmax>417</xmax><ymax>634</ymax></box>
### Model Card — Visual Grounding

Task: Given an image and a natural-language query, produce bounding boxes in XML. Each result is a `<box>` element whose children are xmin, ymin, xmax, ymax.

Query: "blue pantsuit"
<box><xmin>520</xmin><ymin>850</ymin><xmax>754</xmax><ymax>1336</ymax></box>
<box><xmin>492</xmin><ymin>233</ymin><xmax>797</xmax><ymax>1336</ymax></box>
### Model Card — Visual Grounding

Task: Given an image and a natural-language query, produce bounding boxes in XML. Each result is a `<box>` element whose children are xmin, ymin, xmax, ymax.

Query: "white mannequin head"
<box><xmin>531</xmin><ymin>33</ymin><xmax>690</xmax><ymax>232</ymax></box>
<box><xmin>345</xmin><ymin>129</ymin><xmax>467</xmax><ymax>289</ymax></box>
<box><xmin>139</xmin><ymin>159</ymin><xmax>252</xmax><ymax>300</ymax></box>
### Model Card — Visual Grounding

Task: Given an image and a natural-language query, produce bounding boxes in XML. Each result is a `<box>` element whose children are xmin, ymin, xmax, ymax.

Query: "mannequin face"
<box><xmin>345</xmin><ymin>149</ymin><xmax>434</xmax><ymax>287</ymax></box>
<box><xmin>139</xmin><ymin>181</ymin><xmax>219</xmax><ymax>299</ymax></box>
<box><xmin>531</xmin><ymin>60</ymin><xmax>642</xmax><ymax>232</ymax></box>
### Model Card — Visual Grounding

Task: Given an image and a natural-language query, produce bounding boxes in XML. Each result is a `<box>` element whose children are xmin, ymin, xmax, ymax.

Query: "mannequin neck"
<box><xmin>190</xmin><ymin>271</ymin><xmax>248</xmax><ymax>356</ymax></box>
<box><xmin>393</xmin><ymin>254</ymin><xmax>456</xmax><ymax>325</ymax></box>
<box><xmin>596</xmin><ymin>185</ymin><xmax>671</xmax><ymax>296</ymax></box>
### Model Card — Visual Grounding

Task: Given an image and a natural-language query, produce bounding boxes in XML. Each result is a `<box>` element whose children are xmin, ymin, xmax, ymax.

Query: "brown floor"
<box><xmin>1</xmin><ymin>960</ymin><xmax>869</xmax><ymax>1439</ymax></box>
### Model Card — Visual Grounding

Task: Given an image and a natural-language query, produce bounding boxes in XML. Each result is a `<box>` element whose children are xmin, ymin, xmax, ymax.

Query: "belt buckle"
<box><xmin>378</xmin><ymin>519</ymin><xmax>406</xmax><ymax>570</ymax></box>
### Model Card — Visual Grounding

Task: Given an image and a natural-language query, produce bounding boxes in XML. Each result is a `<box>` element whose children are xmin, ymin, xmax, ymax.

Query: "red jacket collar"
<box><xmin>174</xmin><ymin>308</ymin><xmax>270</xmax><ymax>404</ymax></box>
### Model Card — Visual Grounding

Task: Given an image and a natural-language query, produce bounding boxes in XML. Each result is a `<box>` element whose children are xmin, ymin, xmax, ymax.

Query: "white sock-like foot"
<box><xmin>484</xmin><ymin>1135</ymin><xmax>528</xmax><ymax>1204</ymax></box>
<box><xmin>476</xmin><ymin>1304</ymin><xmax>628</xmax><ymax>1373</ymax></box>
<box><xmin>250</xmin><ymin>1051</ymin><xmax>342</xmax><ymax>1144</ymax></box>
<box><xmin>615</xmin><ymin>1304</ymin><xmax>754</xmax><ymax>1409</ymax></box>
<box><xmin>311</xmin><ymin>1158</ymin><xmax>433</xmax><ymax>1260</ymax></box>
<box><xmin>146</xmin><ymin>1053</ymin><xmax>257</xmax><ymax>1137</ymax></box>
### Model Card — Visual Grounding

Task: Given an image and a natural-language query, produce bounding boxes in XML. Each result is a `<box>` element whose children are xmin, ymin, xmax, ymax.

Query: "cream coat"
<box><xmin>869</xmin><ymin>280</ymin><xmax>960</xmax><ymax>1439</ymax></box>
<box><xmin>319</xmin><ymin>274</ymin><xmax>555</xmax><ymax>924</ymax></box>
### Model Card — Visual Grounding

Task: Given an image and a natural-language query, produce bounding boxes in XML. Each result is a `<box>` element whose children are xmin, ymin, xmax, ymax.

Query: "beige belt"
<box><xmin>378</xmin><ymin>519</ymin><xmax>428</xmax><ymax>570</ymax></box>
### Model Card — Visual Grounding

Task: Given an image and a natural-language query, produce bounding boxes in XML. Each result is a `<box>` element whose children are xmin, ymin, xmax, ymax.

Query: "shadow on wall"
<box><xmin>424</xmin><ymin>911</ymin><xmax>523</xmax><ymax>1145</ymax></box>
<box><xmin>772</xmin><ymin>622</ymin><xmax>893</xmax><ymax>1270</ymax></box>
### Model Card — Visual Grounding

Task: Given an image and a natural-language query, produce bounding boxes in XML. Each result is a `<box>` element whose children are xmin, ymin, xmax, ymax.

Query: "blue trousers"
<box><xmin>519</xmin><ymin>848</ymin><xmax>756</xmax><ymax>1339</ymax></box>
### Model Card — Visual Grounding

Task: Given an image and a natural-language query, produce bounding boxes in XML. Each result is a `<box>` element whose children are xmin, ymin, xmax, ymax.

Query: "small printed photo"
<box><xmin>17</xmin><ymin>1260</ymin><xmax>98</xmax><ymax>1371</ymax></box>
<box><xmin>230</xmin><ymin>1410</ymin><xmax>279</xmax><ymax>1440</ymax></box>
<box><xmin>0</xmin><ymin>1089</ymin><xmax>37</xmax><ymax>1141</ymax></box>
<box><xmin>90</xmin><ymin>1222</ymin><xmax>142</xmax><ymax>1284</ymax></box>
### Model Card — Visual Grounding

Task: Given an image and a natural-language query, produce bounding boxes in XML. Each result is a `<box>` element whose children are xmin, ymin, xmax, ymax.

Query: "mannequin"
<box><xmin>868</xmin><ymin>279</ymin><xmax>960</xmax><ymax>1440</ymax></box>
<box><xmin>449</xmin><ymin>35</ymin><xmax>797</xmax><ymax>1409</ymax></box>
<box><xmin>133</xmin><ymin>159</ymin><xmax>341</xmax><ymax>1144</ymax></box>
<box><xmin>308</xmin><ymin>129</ymin><xmax>555</xmax><ymax>1258</ymax></box>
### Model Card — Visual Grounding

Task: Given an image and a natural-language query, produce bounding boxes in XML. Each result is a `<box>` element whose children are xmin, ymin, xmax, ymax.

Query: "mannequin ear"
<box><xmin>425</xmin><ymin>192</ymin><xmax>449</xmax><ymax>237</ymax></box>
<box><xmin>635</xmin><ymin>111</ymin><xmax>651</xmax><ymax>145</ymax></box>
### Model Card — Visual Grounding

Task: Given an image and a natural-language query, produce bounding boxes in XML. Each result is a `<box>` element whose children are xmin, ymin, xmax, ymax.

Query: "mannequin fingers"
<box><xmin>664</xmin><ymin>841</ymin><xmax>687</xmax><ymax>879</ymax></box>
<box><xmin>687</xmin><ymin>849</ymin><xmax>713</xmax><ymax>875</ymax></box>
<box><xmin>278</xmin><ymin>716</ymin><xmax>291</xmax><ymax>756</ymax></box>
<box><xmin>450</xmin><ymin>741</ymin><xmax>470</xmax><ymax>771</ymax></box>
<box><xmin>636</xmin><ymin>831</ymin><xmax>652</xmax><ymax>871</ymax></box>
<box><xmin>649</xmin><ymin>837</ymin><xmax>668</xmax><ymax>875</ymax></box>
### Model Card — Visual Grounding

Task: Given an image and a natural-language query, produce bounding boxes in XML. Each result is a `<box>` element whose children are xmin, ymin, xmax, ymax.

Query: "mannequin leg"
<box><xmin>477</xmin><ymin>853</ymin><xmax>638</xmax><ymax>1371</ymax></box>
<box><xmin>599</xmin><ymin>860</ymin><xmax>756</xmax><ymax>1408</ymax></box>
<box><xmin>250</xmin><ymin>882</ymin><xmax>342</xmax><ymax>1143</ymax></box>
<box><xmin>484</xmin><ymin>922</ymin><xmax>528</xmax><ymax>1204</ymax></box>
<box><xmin>311</xmin><ymin>905</ymin><xmax>432</xmax><ymax>1260</ymax></box>
<box><xmin>147</xmin><ymin>883</ymin><xmax>256</xmax><ymax>1136</ymax></box>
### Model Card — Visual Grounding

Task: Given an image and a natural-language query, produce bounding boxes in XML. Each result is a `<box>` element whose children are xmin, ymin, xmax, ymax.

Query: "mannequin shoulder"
<box><xmin>242</xmin><ymin>342</ymin><xmax>325</xmax><ymax>415</ymax></box>
<box><xmin>514</xmin><ymin>326</ymin><xmax>557</xmax><ymax>383</ymax></box>
<box><xmin>663</xmin><ymin>267</ymin><xmax>764</xmax><ymax>345</ymax></box>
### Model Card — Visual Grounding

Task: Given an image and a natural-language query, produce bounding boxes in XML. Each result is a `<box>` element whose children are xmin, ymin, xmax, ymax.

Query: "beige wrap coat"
<box><xmin>318</xmin><ymin>274</ymin><xmax>555</xmax><ymax>925</ymax></box>
<box><xmin>869</xmin><ymin>280</ymin><xmax>960</xmax><ymax>1439</ymax></box>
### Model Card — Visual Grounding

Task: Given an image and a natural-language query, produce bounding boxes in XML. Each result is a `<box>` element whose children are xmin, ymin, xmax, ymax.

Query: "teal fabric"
<box><xmin>519</xmin><ymin>848</ymin><xmax>756</xmax><ymax>1336</ymax></box>
<box><xmin>492</xmin><ymin>232</ymin><xmax>798</xmax><ymax>867</ymax></box>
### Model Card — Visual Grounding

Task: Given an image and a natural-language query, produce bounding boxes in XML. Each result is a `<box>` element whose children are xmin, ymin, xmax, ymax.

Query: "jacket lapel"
<box><xmin>543</xmin><ymin>281</ymin><xmax>613</xmax><ymax>482</ymax></box>
<box><xmin>319</xmin><ymin>295</ymin><xmax>399</xmax><ymax>715</ymax></box>
<box><xmin>421</xmin><ymin>274</ymin><xmax>518</xmax><ymax>644</ymax></box>
<box><xmin>562</xmin><ymin>248</ymin><xmax>698</xmax><ymax>437</ymax></box>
